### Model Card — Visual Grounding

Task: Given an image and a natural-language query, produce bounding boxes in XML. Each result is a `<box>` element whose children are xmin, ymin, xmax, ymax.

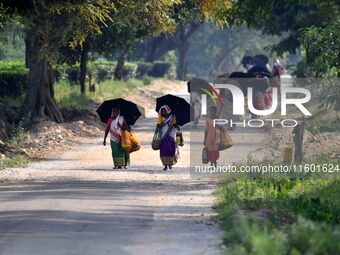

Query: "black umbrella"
<box><xmin>229</xmin><ymin>71</ymin><xmax>269</xmax><ymax>93</ymax></box>
<box><xmin>187</xmin><ymin>77</ymin><xmax>211</xmax><ymax>93</ymax></box>
<box><xmin>241</xmin><ymin>55</ymin><xmax>253</xmax><ymax>68</ymax></box>
<box><xmin>253</xmin><ymin>54</ymin><xmax>269</xmax><ymax>68</ymax></box>
<box><xmin>155</xmin><ymin>94</ymin><xmax>192</xmax><ymax>126</ymax></box>
<box><xmin>247</xmin><ymin>66</ymin><xmax>272</xmax><ymax>78</ymax></box>
<box><xmin>96</xmin><ymin>98</ymin><xmax>145</xmax><ymax>125</ymax></box>
<box><xmin>229</xmin><ymin>71</ymin><xmax>251</xmax><ymax>79</ymax></box>
<box><xmin>213</xmin><ymin>73</ymin><xmax>230</xmax><ymax>84</ymax></box>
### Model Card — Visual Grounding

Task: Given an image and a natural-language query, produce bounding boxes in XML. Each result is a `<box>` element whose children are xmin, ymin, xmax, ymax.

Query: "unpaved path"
<box><xmin>0</xmin><ymin>80</ymin><xmax>268</xmax><ymax>255</ymax></box>
<box><xmin>0</xmin><ymin>118</ymin><xmax>267</xmax><ymax>255</ymax></box>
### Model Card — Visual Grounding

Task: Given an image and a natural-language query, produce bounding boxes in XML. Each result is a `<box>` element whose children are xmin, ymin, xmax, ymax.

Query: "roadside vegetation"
<box><xmin>212</xmin><ymin>1</ymin><xmax>339</xmax><ymax>253</ymax></box>
<box><xmin>215</xmin><ymin>155</ymin><xmax>340</xmax><ymax>255</ymax></box>
<box><xmin>0</xmin><ymin>121</ymin><xmax>31</xmax><ymax>169</ymax></box>
<box><xmin>0</xmin><ymin>59</ymin><xmax>149</xmax><ymax>168</ymax></box>
<box><xmin>54</xmin><ymin>78</ymin><xmax>144</xmax><ymax>109</ymax></box>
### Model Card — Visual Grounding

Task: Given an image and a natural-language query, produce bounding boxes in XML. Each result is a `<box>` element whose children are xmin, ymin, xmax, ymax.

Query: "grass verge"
<box><xmin>0</xmin><ymin>154</ymin><xmax>31</xmax><ymax>170</ymax></box>
<box><xmin>214</xmin><ymin>155</ymin><xmax>340</xmax><ymax>255</ymax></box>
<box><xmin>54</xmin><ymin>79</ymin><xmax>144</xmax><ymax>109</ymax></box>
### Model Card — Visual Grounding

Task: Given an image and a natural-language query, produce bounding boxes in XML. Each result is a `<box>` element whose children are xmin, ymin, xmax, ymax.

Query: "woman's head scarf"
<box><xmin>159</xmin><ymin>105</ymin><xmax>172</xmax><ymax>115</ymax></box>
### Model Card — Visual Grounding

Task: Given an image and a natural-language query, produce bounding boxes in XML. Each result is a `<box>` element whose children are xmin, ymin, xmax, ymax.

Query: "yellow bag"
<box><xmin>129</xmin><ymin>132</ymin><xmax>141</xmax><ymax>153</ymax></box>
<box><xmin>219</xmin><ymin>128</ymin><xmax>233</xmax><ymax>150</ymax></box>
<box><xmin>121</xmin><ymin>130</ymin><xmax>132</xmax><ymax>153</ymax></box>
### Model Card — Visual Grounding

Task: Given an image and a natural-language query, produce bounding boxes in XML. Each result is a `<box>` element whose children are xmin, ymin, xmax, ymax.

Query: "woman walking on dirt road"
<box><xmin>103</xmin><ymin>107</ymin><xmax>130</xmax><ymax>169</ymax></box>
<box><xmin>157</xmin><ymin>105</ymin><xmax>180</xmax><ymax>171</ymax></box>
<box><xmin>204</xmin><ymin>106</ymin><xmax>220</xmax><ymax>167</ymax></box>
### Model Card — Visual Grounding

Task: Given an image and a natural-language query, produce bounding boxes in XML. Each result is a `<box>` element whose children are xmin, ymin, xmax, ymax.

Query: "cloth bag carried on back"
<box><xmin>219</xmin><ymin>127</ymin><xmax>233</xmax><ymax>150</ymax></box>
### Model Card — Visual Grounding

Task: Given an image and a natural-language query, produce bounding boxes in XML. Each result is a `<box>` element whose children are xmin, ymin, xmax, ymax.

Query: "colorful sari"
<box><xmin>107</xmin><ymin>115</ymin><xmax>130</xmax><ymax>167</ymax></box>
<box><xmin>158</xmin><ymin>108</ymin><xmax>178</xmax><ymax>166</ymax></box>
<box><xmin>205</xmin><ymin>117</ymin><xmax>220</xmax><ymax>162</ymax></box>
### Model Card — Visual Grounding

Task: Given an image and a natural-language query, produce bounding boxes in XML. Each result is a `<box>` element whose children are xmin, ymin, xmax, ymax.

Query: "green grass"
<box><xmin>54</xmin><ymin>79</ymin><xmax>144</xmax><ymax>109</ymax></box>
<box><xmin>306</xmin><ymin>110</ymin><xmax>340</xmax><ymax>134</ymax></box>
<box><xmin>0</xmin><ymin>94</ymin><xmax>25</xmax><ymax>108</ymax></box>
<box><xmin>93</xmin><ymin>59</ymin><xmax>137</xmax><ymax>69</ymax></box>
<box><xmin>215</xmin><ymin>155</ymin><xmax>340</xmax><ymax>255</ymax></box>
<box><xmin>0</xmin><ymin>121</ymin><xmax>31</xmax><ymax>170</ymax></box>
<box><xmin>0</xmin><ymin>154</ymin><xmax>31</xmax><ymax>169</ymax></box>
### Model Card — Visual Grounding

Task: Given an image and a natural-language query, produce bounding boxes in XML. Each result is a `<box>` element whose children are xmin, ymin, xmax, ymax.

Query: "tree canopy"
<box><xmin>1</xmin><ymin>0</ymin><xmax>339</xmax><ymax>123</ymax></box>
<box><xmin>217</xmin><ymin>0</ymin><xmax>339</xmax><ymax>55</ymax></box>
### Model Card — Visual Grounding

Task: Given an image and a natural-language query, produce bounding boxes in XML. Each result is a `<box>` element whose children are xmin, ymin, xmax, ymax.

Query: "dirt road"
<box><xmin>0</xmin><ymin>79</ymin><xmax>267</xmax><ymax>255</ymax></box>
<box><xmin>0</xmin><ymin>116</ymin><xmax>267</xmax><ymax>255</ymax></box>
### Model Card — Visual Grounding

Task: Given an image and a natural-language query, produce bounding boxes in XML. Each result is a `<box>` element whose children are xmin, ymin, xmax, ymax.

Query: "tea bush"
<box><xmin>0</xmin><ymin>61</ymin><xmax>28</xmax><ymax>97</ymax></box>
<box><xmin>136</xmin><ymin>62</ymin><xmax>153</xmax><ymax>78</ymax></box>
<box><xmin>148</xmin><ymin>61</ymin><xmax>171</xmax><ymax>77</ymax></box>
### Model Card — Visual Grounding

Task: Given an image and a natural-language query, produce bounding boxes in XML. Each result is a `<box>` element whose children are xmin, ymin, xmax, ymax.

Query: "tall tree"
<box><xmin>59</xmin><ymin>37</ymin><xmax>93</xmax><ymax>94</ymax></box>
<box><xmin>302</xmin><ymin>22</ymin><xmax>340</xmax><ymax>110</ymax></box>
<box><xmin>171</xmin><ymin>0</ymin><xmax>203</xmax><ymax>80</ymax></box>
<box><xmin>95</xmin><ymin>0</ymin><xmax>178</xmax><ymax>80</ymax></box>
<box><xmin>185</xmin><ymin>23</ymin><xmax>279</xmax><ymax>79</ymax></box>
<box><xmin>302</xmin><ymin>23</ymin><xmax>340</xmax><ymax>77</ymax></box>
<box><xmin>217</xmin><ymin>0</ymin><xmax>339</xmax><ymax>56</ymax></box>
<box><xmin>1</xmin><ymin>1</ymin><xmax>114</xmax><ymax>122</ymax></box>
<box><xmin>144</xmin><ymin>0</ymin><xmax>232</xmax><ymax>80</ymax></box>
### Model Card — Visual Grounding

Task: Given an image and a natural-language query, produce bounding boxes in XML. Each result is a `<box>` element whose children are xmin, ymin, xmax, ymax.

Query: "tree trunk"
<box><xmin>209</xmin><ymin>42</ymin><xmax>238</xmax><ymax>79</ymax></box>
<box><xmin>23</xmin><ymin>37</ymin><xmax>63</xmax><ymax>124</ymax></box>
<box><xmin>79</xmin><ymin>40</ymin><xmax>90</xmax><ymax>94</ymax></box>
<box><xmin>145</xmin><ymin>35</ymin><xmax>177</xmax><ymax>63</ymax></box>
<box><xmin>176</xmin><ymin>23</ymin><xmax>200</xmax><ymax>81</ymax></box>
<box><xmin>114</xmin><ymin>47</ymin><xmax>129</xmax><ymax>80</ymax></box>
<box><xmin>145</xmin><ymin>36</ymin><xmax>163</xmax><ymax>63</ymax></box>
<box><xmin>177</xmin><ymin>27</ymin><xmax>189</xmax><ymax>81</ymax></box>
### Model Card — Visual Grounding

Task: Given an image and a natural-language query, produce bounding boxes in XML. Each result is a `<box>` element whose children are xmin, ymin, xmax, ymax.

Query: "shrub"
<box><xmin>164</xmin><ymin>50</ymin><xmax>177</xmax><ymax>79</ymax></box>
<box><xmin>53</xmin><ymin>64</ymin><xmax>68</xmax><ymax>83</ymax></box>
<box><xmin>136</xmin><ymin>62</ymin><xmax>153</xmax><ymax>78</ymax></box>
<box><xmin>97</xmin><ymin>68</ymin><xmax>110</xmax><ymax>83</ymax></box>
<box><xmin>66</xmin><ymin>67</ymin><xmax>80</xmax><ymax>85</ymax></box>
<box><xmin>291</xmin><ymin>61</ymin><xmax>310</xmax><ymax>78</ymax></box>
<box><xmin>148</xmin><ymin>61</ymin><xmax>171</xmax><ymax>77</ymax></box>
<box><xmin>120</xmin><ymin>66</ymin><xmax>135</xmax><ymax>80</ymax></box>
<box><xmin>53</xmin><ymin>69</ymin><xmax>63</xmax><ymax>83</ymax></box>
<box><xmin>142</xmin><ymin>76</ymin><xmax>153</xmax><ymax>85</ymax></box>
<box><xmin>0</xmin><ymin>61</ymin><xmax>28</xmax><ymax>97</ymax></box>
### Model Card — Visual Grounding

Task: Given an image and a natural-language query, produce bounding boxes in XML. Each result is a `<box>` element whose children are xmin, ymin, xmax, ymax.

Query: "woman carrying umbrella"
<box><xmin>155</xmin><ymin>94</ymin><xmax>192</xmax><ymax>171</ymax></box>
<box><xmin>157</xmin><ymin>105</ymin><xmax>180</xmax><ymax>171</ymax></box>
<box><xmin>98</xmin><ymin>98</ymin><xmax>145</xmax><ymax>169</ymax></box>
<box><xmin>103</xmin><ymin>107</ymin><xmax>129</xmax><ymax>169</ymax></box>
